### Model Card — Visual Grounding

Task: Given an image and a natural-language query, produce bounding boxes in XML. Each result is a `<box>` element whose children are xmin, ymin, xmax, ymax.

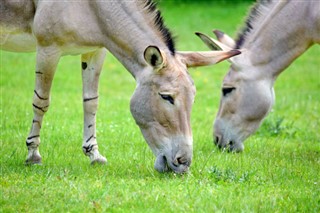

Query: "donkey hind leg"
<box><xmin>81</xmin><ymin>48</ymin><xmax>107</xmax><ymax>165</ymax></box>
<box><xmin>26</xmin><ymin>47</ymin><xmax>61</xmax><ymax>165</ymax></box>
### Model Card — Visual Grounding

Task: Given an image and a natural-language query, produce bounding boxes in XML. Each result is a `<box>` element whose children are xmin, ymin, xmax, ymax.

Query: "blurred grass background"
<box><xmin>1</xmin><ymin>1</ymin><xmax>319</xmax><ymax>212</ymax></box>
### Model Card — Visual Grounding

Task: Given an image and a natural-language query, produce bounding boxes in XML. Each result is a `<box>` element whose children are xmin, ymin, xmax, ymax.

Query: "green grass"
<box><xmin>1</xmin><ymin>1</ymin><xmax>319</xmax><ymax>212</ymax></box>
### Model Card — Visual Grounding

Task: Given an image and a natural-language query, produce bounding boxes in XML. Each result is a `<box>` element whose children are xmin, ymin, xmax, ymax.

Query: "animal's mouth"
<box><xmin>215</xmin><ymin>136</ymin><xmax>244</xmax><ymax>152</ymax></box>
<box><xmin>154</xmin><ymin>154</ymin><xmax>189</xmax><ymax>174</ymax></box>
<box><xmin>154</xmin><ymin>154</ymin><xmax>169</xmax><ymax>173</ymax></box>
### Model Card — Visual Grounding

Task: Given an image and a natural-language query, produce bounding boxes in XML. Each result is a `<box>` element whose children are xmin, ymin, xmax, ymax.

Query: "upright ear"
<box><xmin>213</xmin><ymin>30</ymin><xmax>236</xmax><ymax>48</ymax></box>
<box><xmin>178</xmin><ymin>50</ymin><xmax>241</xmax><ymax>68</ymax></box>
<box><xmin>144</xmin><ymin>46</ymin><xmax>165</xmax><ymax>70</ymax></box>
<box><xmin>195</xmin><ymin>32</ymin><xmax>232</xmax><ymax>51</ymax></box>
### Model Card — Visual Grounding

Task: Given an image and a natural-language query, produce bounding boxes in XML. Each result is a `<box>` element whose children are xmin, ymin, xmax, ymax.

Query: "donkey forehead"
<box><xmin>223</xmin><ymin>65</ymin><xmax>257</xmax><ymax>85</ymax></box>
<box><xmin>222</xmin><ymin>69</ymin><xmax>240</xmax><ymax>85</ymax></box>
<box><xmin>165</xmin><ymin>57</ymin><xmax>193</xmax><ymax>79</ymax></box>
<box><xmin>154</xmin><ymin>69</ymin><xmax>194</xmax><ymax>90</ymax></box>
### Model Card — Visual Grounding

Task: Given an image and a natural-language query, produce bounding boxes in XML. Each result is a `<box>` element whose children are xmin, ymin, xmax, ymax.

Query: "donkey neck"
<box><xmin>92</xmin><ymin>1</ymin><xmax>174</xmax><ymax>78</ymax></box>
<box><xmin>243</xmin><ymin>1</ymin><xmax>316</xmax><ymax>79</ymax></box>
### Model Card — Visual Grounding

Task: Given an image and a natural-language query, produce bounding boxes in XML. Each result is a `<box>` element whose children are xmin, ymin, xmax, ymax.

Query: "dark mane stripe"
<box><xmin>143</xmin><ymin>0</ymin><xmax>176</xmax><ymax>55</ymax></box>
<box><xmin>235</xmin><ymin>0</ymin><xmax>273</xmax><ymax>49</ymax></box>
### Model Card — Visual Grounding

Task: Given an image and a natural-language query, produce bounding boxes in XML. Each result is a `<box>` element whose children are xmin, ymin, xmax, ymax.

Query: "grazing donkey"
<box><xmin>196</xmin><ymin>0</ymin><xmax>320</xmax><ymax>152</ymax></box>
<box><xmin>0</xmin><ymin>0</ymin><xmax>239</xmax><ymax>173</ymax></box>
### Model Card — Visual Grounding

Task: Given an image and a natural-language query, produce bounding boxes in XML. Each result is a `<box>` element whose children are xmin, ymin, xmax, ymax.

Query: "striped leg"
<box><xmin>26</xmin><ymin>47</ymin><xmax>61</xmax><ymax>164</ymax></box>
<box><xmin>81</xmin><ymin>48</ymin><xmax>107</xmax><ymax>164</ymax></box>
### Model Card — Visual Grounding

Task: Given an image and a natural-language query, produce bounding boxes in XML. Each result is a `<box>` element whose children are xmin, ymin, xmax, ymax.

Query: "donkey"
<box><xmin>196</xmin><ymin>0</ymin><xmax>320</xmax><ymax>152</ymax></box>
<box><xmin>0</xmin><ymin>0</ymin><xmax>240</xmax><ymax>173</ymax></box>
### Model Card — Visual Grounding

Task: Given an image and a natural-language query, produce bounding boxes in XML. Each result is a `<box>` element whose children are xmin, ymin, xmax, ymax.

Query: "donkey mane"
<box><xmin>235</xmin><ymin>0</ymin><xmax>275</xmax><ymax>49</ymax></box>
<box><xmin>142</xmin><ymin>0</ymin><xmax>175</xmax><ymax>55</ymax></box>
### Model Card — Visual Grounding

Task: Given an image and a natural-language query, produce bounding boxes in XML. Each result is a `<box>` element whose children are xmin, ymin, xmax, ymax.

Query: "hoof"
<box><xmin>25</xmin><ymin>155</ymin><xmax>42</xmax><ymax>165</ymax></box>
<box><xmin>90</xmin><ymin>156</ymin><xmax>107</xmax><ymax>165</ymax></box>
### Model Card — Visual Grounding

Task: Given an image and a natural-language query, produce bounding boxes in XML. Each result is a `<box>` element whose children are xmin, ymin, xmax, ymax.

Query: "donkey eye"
<box><xmin>222</xmin><ymin>87</ymin><xmax>236</xmax><ymax>96</ymax></box>
<box><xmin>159</xmin><ymin>93</ymin><xmax>174</xmax><ymax>105</ymax></box>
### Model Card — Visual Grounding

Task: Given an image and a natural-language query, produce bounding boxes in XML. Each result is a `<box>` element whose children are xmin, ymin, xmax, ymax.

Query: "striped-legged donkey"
<box><xmin>0</xmin><ymin>0</ymin><xmax>239</xmax><ymax>173</ymax></box>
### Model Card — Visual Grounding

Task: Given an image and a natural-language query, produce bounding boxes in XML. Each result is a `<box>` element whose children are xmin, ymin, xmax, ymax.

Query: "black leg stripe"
<box><xmin>35</xmin><ymin>71</ymin><xmax>43</xmax><ymax>74</ymax></box>
<box><xmin>26</xmin><ymin>141</ymin><xmax>34</xmax><ymax>146</ymax></box>
<box><xmin>33</xmin><ymin>104</ymin><xmax>49</xmax><ymax>112</ymax></box>
<box><xmin>27</xmin><ymin>135</ymin><xmax>40</xmax><ymax>140</ymax></box>
<box><xmin>88</xmin><ymin>124</ymin><xmax>93</xmax><ymax>128</ymax></box>
<box><xmin>83</xmin><ymin>144</ymin><xmax>97</xmax><ymax>153</ymax></box>
<box><xmin>84</xmin><ymin>96</ymin><xmax>98</xmax><ymax>102</ymax></box>
<box><xmin>34</xmin><ymin>90</ymin><xmax>48</xmax><ymax>100</ymax></box>
<box><xmin>86</xmin><ymin>135</ymin><xmax>96</xmax><ymax>143</ymax></box>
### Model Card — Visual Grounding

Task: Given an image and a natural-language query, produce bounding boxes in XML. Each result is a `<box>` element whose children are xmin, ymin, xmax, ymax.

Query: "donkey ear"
<box><xmin>213</xmin><ymin>30</ymin><xmax>236</xmax><ymax>48</ymax></box>
<box><xmin>178</xmin><ymin>50</ymin><xmax>241</xmax><ymax>68</ymax></box>
<box><xmin>144</xmin><ymin>46</ymin><xmax>165</xmax><ymax>69</ymax></box>
<box><xmin>195</xmin><ymin>32</ymin><xmax>232</xmax><ymax>51</ymax></box>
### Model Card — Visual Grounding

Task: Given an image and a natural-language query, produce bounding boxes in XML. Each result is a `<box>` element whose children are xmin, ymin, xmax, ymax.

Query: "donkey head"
<box><xmin>130</xmin><ymin>45</ymin><xmax>240</xmax><ymax>173</ymax></box>
<box><xmin>196</xmin><ymin>31</ymin><xmax>275</xmax><ymax>152</ymax></box>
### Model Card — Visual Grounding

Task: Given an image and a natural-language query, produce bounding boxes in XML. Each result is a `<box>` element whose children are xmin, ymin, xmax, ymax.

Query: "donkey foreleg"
<box><xmin>81</xmin><ymin>48</ymin><xmax>107</xmax><ymax>165</ymax></box>
<box><xmin>26</xmin><ymin>47</ymin><xmax>61</xmax><ymax>165</ymax></box>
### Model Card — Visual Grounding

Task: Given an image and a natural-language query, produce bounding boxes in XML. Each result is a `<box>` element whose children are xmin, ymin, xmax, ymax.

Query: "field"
<box><xmin>1</xmin><ymin>1</ymin><xmax>319</xmax><ymax>212</ymax></box>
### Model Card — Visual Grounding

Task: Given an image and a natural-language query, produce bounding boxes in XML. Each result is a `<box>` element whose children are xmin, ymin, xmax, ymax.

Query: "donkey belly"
<box><xmin>0</xmin><ymin>0</ymin><xmax>36</xmax><ymax>52</ymax></box>
<box><xmin>0</xmin><ymin>30</ymin><xmax>36</xmax><ymax>52</ymax></box>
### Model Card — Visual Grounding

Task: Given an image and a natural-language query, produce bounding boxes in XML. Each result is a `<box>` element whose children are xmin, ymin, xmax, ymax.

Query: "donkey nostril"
<box><xmin>177</xmin><ymin>157</ymin><xmax>185</xmax><ymax>165</ymax></box>
<box><xmin>229</xmin><ymin>140</ymin><xmax>234</xmax><ymax>146</ymax></box>
<box><xmin>175</xmin><ymin>157</ymin><xmax>189</xmax><ymax>166</ymax></box>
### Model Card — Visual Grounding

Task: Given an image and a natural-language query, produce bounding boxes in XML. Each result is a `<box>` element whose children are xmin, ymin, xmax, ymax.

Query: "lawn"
<box><xmin>1</xmin><ymin>1</ymin><xmax>319</xmax><ymax>212</ymax></box>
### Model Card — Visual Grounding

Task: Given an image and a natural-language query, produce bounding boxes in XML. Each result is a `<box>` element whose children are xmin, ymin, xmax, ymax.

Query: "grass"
<box><xmin>1</xmin><ymin>1</ymin><xmax>319</xmax><ymax>212</ymax></box>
